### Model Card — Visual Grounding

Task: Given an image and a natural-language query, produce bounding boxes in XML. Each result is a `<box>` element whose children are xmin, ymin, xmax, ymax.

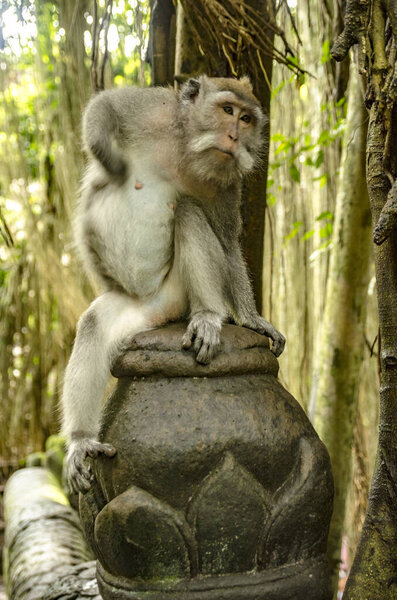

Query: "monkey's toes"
<box><xmin>67</xmin><ymin>439</ymin><xmax>117</xmax><ymax>494</ymax></box>
<box><xmin>69</xmin><ymin>468</ymin><xmax>93</xmax><ymax>495</ymax></box>
<box><xmin>67</xmin><ymin>452</ymin><xmax>93</xmax><ymax>494</ymax></box>
<box><xmin>85</xmin><ymin>441</ymin><xmax>117</xmax><ymax>459</ymax></box>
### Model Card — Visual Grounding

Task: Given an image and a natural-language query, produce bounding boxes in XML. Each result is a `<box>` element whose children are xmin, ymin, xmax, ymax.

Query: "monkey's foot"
<box><xmin>246</xmin><ymin>316</ymin><xmax>286</xmax><ymax>357</ymax></box>
<box><xmin>182</xmin><ymin>311</ymin><xmax>222</xmax><ymax>365</ymax></box>
<box><xmin>66</xmin><ymin>437</ymin><xmax>116</xmax><ymax>494</ymax></box>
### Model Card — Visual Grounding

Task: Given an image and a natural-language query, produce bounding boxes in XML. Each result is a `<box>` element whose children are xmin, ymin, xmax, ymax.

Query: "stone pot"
<box><xmin>79</xmin><ymin>323</ymin><xmax>333</xmax><ymax>600</ymax></box>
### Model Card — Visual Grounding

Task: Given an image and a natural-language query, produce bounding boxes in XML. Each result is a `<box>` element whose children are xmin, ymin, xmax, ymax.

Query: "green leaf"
<box><xmin>289</xmin><ymin>163</ymin><xmax>301</xmax><ymax>182</ymax></box>
<box><xmin>315</xmin><ymin>150</ymin><xmax>324</xmax><ymax>168</ymax></box>
<box><xmin>319</xmin><ymin>222</ymin><xmax>333</xmax><ymax>238</ymax></box>
<box><xmin>276</xmin><ymin>140</ymin><xmax>293</xmax><ymax>155</ymax></box>
<box><xmin>321</xmin><ymin>40</ymin><xmax>330</xmax><ymax>64</ymax></box>
<box><xmin>316</xmin><ymin>210</ymin><xmax>334</xmax><ymax>221</ymax></box>
<box><xmin>287</xmin><ymin>55</ymin><xmax>299</xmax><ymax>66</ymax></box>
<box><xmin>267</xmin><ymin>193</ymin><xmax>277</xmax><ymax>206</ymax></box>
<box><xmin>271</xmin><ymin>81</ymin><xmax>286</xmax><ymax>98</ymax></box>
<box><xmin>271</xmin><ymin>133</ymin><xmax>285</xmax><ymax>142</ymax></box>
<box><xmin>312</xmin><ymin>174</ymin><xmax>328</xmax><ymax>188</ymax></box>
<box><xmin>284</xmin><ymin>221</ymin><xmax>303</xmax><ymax>243</ymax></box>
<box><xmin>302</xmin><ymin>229</ymin><xmax>315</xmax><ymax>241</ymax></box>
<box><xmin>318</xmin><ymin>130</ymin><xmax>331</xmax><ymax>145</ymax></box>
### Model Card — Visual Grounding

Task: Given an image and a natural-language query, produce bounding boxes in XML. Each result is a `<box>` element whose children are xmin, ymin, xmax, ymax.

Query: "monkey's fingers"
<box><xmin>196</xmin><ymin>343</ymin><xmax>216</xmax><ymax>364</ymax></box>
<box><xmin>270</xmin><ymin>332</ymin><xmax>286</xmax><ymax>357</ymax></box>
<box><xmin>182</xmin><ymin>325</ymin><xmax>196</xmax><ymax>349</ymax></box>
<box><xmin>250</xmin><ymin>317</ymin><xmax>286</xmax><ymax>357</ymax></box>
<box><xmin>193</xmin><ymin>324</ymin><xmax>220</xmax><ymax>364</ymax></box>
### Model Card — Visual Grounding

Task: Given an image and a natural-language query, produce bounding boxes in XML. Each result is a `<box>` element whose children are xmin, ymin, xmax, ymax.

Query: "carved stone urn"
<box><xmin>79</xmin><ymin>323</ymin><xmax>333</xmax><ymax>600</ymax></box>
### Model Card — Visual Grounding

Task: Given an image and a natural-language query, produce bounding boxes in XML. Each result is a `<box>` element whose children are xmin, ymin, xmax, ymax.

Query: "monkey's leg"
<box><xmin>176</xmin><ymin>201</ymin><xmax>228</xmax><ymax>364</ymax></box>
<box><xmin>62</xmin><ymin>291</ymin><xmax>149</xmax><ymax>494</ymax></box>
<box><xmin>227</xmin><ymin>245</ymin><xmax>286</xmax><ymax>357</ymax></box>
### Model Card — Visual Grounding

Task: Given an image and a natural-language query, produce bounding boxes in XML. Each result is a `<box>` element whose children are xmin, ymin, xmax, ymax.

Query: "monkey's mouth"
<box><xmin>212</xmin><ymin>147</ymin><xmax>235</xmax><ymax>159</ymax></box>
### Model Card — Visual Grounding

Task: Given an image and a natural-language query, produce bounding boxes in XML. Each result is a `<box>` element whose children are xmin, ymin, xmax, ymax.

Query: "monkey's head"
<box><xmin>179</xmin><ymin>75</ymin><xmax>266</xmax><ymax>184</ymax></box>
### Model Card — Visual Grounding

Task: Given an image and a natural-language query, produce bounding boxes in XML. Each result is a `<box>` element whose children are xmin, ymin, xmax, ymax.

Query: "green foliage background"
<box><xmin>0</xmin><ymin>0</ymin><xmax>150</xmax><ymax>459</ymax></box>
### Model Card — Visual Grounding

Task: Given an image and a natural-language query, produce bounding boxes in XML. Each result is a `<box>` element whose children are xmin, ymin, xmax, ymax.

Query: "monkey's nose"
<box><xmin>228</xmin><ymin>134</ymin><xmax>238</xmax><ymax>142</ymax></box>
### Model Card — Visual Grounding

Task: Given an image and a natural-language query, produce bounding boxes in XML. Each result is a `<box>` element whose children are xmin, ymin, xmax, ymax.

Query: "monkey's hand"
<box><xmin>243</xmin><ymin>316</ymin><xmax>286</xmax><ymax>357</ymax></box>
<box><xmin>182</xmin><ymin>311</ymin><xmax>222</xmax><ymax>365</ymax></box>
<box><xmin>66</xmin><ymin>437</ymin><xmax>116</xmax><ymax>494</ymax></box>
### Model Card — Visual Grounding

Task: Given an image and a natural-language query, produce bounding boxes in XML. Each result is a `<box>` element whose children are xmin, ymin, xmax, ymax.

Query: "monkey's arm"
<box><xmin>83</xmin><ymin>87</ymin><xmax>174</xmax><ymax>179</ymax></box>
<box><xmin>83</xmin><ymin>93</ymin><xmax>128</xmax><ymax>178</ymax></box>
<box><xmin>175</xmin><ymin>200</ymin><xmax>229</xmax><ymax>364</ymax></box>
<box><xmin>227</xmin><ymin>244</ymin><xmax>286</xmax><ymax>357</ymax></box>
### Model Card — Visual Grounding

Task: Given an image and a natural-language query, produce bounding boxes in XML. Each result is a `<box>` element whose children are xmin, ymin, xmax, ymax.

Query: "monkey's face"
<box><xmin>180</xmin><ymin>76</ymin><xmax>266</xmax><ymax>184</ymax></box>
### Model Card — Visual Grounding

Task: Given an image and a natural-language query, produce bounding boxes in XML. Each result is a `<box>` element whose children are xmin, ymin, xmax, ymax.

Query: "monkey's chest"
<box><xmin>89</xmin><ymin>174</ymin><xmax>177</xmax><ymax>297</ymax></box>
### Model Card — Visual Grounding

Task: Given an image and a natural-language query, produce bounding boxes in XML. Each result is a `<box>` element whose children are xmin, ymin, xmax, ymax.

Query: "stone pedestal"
<box><xmin>79</xmin><ymin>323</ymin><xmax>333</xmax><ymax>600</ymax></box>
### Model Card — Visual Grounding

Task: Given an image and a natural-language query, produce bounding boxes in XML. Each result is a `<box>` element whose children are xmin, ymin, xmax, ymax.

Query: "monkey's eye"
<box><xmin>241</xmin><ymin>114</ymin><xmax>252</xmax><ymax>124</ymax></box>
<box><xmin>223</xmin><ymin>105</ymin><xmax>233</xmax><ymax>115</ymax></box>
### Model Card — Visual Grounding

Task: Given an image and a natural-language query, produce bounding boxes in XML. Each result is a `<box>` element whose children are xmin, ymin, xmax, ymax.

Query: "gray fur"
<box><xmin>63</xmin><ymin>76</ymin><xmax>285</xmax><ymax>493</ymax></box>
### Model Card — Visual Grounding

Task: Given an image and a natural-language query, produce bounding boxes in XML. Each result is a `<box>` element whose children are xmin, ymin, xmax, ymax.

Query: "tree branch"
<box><xmin>90</xmin><ymin>0</ymin><xmax>113</xmax><ymax>93</ymax></box>
<box><xmin>331</xmin><ymin>0</ymin><xmax>369</xmax><ymax>73</ymax></box>
<box><xmin>373</xmin><ymin>179</ymin><xmax>397</xmax><ymax>244</ymax></box>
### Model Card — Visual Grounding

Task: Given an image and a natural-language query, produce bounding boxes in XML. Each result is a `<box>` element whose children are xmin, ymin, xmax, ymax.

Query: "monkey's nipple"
<box><xmin>135</xmin><ymin>181</ymin><xmax>144</xmax><ymax>190</ymax></box>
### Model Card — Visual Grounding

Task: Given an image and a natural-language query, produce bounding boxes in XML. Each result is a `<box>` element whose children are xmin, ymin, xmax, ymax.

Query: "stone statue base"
<box><xmin>97</xmin><ymin>557</ymin><xmax>331</xmax><ymax>599</ymax></box>
<box><xmin>79</xmin><ymin>323</ymin><xmax>333</xmax><ymax>600</ymax></box>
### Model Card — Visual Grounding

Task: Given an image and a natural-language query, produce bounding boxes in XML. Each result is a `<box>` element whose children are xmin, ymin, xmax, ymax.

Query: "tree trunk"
<box><xmin>240</xmin><ymin>48</ymin><xmax>273</xmax><ymax>312</ymax></box>
<box><xmin>329</xmin><ymin>1</ymin><xmax>397</xmax><ymax>595</ymax></box>
<box><xmin>57</xmin><ymin>0</ymin><xmax>90</xmax><ymax>179</ymax></box>
<box><xmin>150</xmin><ymin>0</ymin><xmax>176</xmax><ymax>86</ymax></box>
<box><xmin>174</xmin><ymin>3</ymin><xmax>213</xmax><ymax>80</ymax></box>
<box><xmin>343</xmin><ymin>93</ymin><xmax>397</xmax><ymax>600</ymax></box>
<box><xmin>312</xmin><ymin>66</ymin><xmax>372</xmax><ymax>592</ymax></box>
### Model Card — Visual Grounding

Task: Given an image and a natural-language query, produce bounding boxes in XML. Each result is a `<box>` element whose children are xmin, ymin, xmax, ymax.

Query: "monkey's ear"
<box><xmin>239</xmin><ymin>75</ymin><xmax>253</xmax><ymax>92</ymax></box>
<box><xmin>180</xmin><ymin>78</ymin><xmax>201</xmax><ymax>103</ymax></box>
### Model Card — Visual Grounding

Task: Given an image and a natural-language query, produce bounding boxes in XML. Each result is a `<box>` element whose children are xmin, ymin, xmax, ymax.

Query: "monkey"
<box><xmin>62</xmin><ymin>75</ymin><xmax>286</xmax><ymax>494</ymax></box>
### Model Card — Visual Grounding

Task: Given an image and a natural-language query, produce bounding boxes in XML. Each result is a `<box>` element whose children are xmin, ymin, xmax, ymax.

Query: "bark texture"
<box><xmin>58</xmin><ymin>0</ymin><xmax>90</xmax><ymax>169</ymax></box>
<box><xmin>150</xmin><ymin>0</ymin><xmax>176</xmax><ymax>86</ymax></box>
<box><xmin>343</xmin><ymin>102</ymin><xmax>397</xmax><ymax>600</ymax></box>
<box><xmin>3</xmin><ymin>468</ymin><xmax>93</xmax><ymax>600</ymax></box>
<box><xmin>241</xmin><ymin>48</ymin><xmax>273</xmax><ymax>312</ymax></box>
<box><xmin>331</xmin><ymin>0</ymin><xmax>397</xmax><ymax>597</ymax></box>
<box><xmin>312</xmin><ymin>66</ymin><xmax>372</xmax><ymax>590</ymax></box>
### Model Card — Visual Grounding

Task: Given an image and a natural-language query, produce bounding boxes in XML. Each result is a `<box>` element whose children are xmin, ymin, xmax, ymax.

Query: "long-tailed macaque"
<box><xmin>62</xmin><ymin>75</ymin><xmax>286</xmax><ymax>493</ymax></box>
